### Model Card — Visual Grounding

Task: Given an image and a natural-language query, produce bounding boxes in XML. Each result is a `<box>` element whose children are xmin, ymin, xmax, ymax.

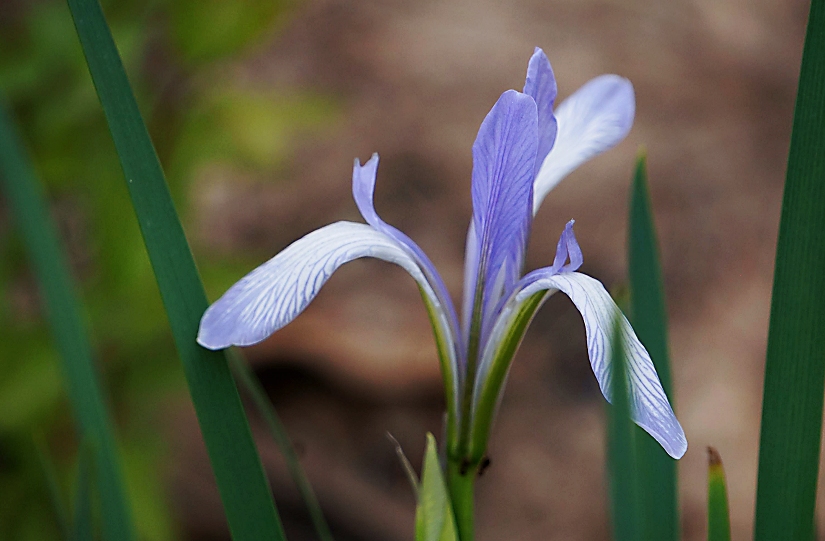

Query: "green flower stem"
<box><xmin>447</xmin><ymin>457</ymin><xmax>476</xmax><ymax>541</ymax></box>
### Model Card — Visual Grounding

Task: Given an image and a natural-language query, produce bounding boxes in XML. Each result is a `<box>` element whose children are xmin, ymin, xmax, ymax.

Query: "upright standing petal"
<box><xmin>463</xmin><ymin>89</ymin><xmax>538</xmax><ymax>351</ymax></box>
<box><xmin>532</xmin><ymin>75</ymin><xmax>635</xmax><ymax>215</ymax></box>
<box><xmin>523</xmin><ymin>47</ymin><xmax>558</xmax><ymax>176</ymax></box>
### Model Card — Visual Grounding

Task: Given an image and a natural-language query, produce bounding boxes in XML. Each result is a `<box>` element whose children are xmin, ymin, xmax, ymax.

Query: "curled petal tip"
<box><xmin>639</xmin><ymin>416</ymin><xmax>687</xmax><ymax>459</ymax></box>
<box><xmin>661</xmin><ymin>430</ymin><xmax>688</xmax><ymax>459</ymax></box>
<box><xmin>353</xmin><ymin>152</ymin><xmax>379</xmax><ymax>170</ymax></box>
<box><xmin>675</xmin><ymin>439</ymin><xmax>688</xmax><ymax>459</ymax></box>
<box><xmin>549</xmin><ymin>221</ymin><xmax>582</xmax><ymax>272</ymax></box>
<box><xmin>529</xmin><ymin>46</ymin><xmax>548</xmax><ymax>62</ymax></box>
<box><xmin>196</xmin><ymin>323</ymin><xmax>226</xmax><ymax>351</ymax></box>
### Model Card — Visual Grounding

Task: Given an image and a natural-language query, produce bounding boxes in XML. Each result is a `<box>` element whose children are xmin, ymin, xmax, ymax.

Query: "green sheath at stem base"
<box><xmin>447</xmin><ymin>456</ymin><xmax>477</xmax><ymax>541</ymax></box>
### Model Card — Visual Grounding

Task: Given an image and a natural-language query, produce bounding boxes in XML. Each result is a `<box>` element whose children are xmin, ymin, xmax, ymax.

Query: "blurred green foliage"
<box><xmin>0</xmin><ymin>0</ymin><xmax>338</xmax><ymax>539</ymax></box>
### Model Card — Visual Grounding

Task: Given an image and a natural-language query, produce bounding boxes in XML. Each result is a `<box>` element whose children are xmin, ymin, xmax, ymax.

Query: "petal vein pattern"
<box><xmin>532</xmin><ymin>75</ymin><xmax>635</xmax><ymax>215</ymax></box>
<box><xmin>197</xmin><ymin>221</ymin><xmax>455</xmax><ymax>367</ymax></box>
<box><xmin>511</xmin><ymin>272</ymin><xmax>686</xmax><ymax>458</ymax></box>
<box><xmin>467</xmin><ymin>90</ymin><xmax>538</xmax><ymax>342</ymax></box>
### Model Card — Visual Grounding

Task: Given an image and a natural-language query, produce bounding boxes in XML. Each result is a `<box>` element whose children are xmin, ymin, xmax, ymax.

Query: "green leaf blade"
<box><xmin>416</xmin><ymin>434</ymin><xmax>457</xmax><ymax>541</ymax></box>
<box><xmin>707</xmin><ymin>447</ymin><xmax>731</xmax><ymax>541</ymax></box>
<box><xmin>628</xmin><ymin>152</ymin><xmax>679</xmax><ymax>541</ymax></box>
<box><xmin>34</xmin><ymin>436</ymin><xmax>71</xmax><ymax>540</ymax></box>
<box><xmin>754</xmin><ymin>1</ymin><xmax>825</xmax><ymax>540</ymax></box>
<box><xmin>63</xmin><ymin>0</ymin><xmax>286</xmax><ymax>539</ymax></box>
<box><xmin>0</xmin><ymin>100</ymin><xmax>135</xmax><ymax>541</ymax></box>
<box><xmin>229</xmin><ymin>351</ymin><xmax>335</xmax><ymax>541</ymax></box>
<box><xmin>72</xmin><ymin>442</ymin><xmax>95</xmax><ymax>541</ymax></box>
<box><xmin>606</xmin><ymin>317</ymin><xmax>642</xmax><ymax>541</ymax></box>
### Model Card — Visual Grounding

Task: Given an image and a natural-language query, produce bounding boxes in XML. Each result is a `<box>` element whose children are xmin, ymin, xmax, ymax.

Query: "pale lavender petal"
<box><xmin>466</xmin><ymin>89</ymin><xmax>538</xmax><ymax>343</ymax></box>
<box><xmin>512</xmin><ymin>271</ymin><xmax>686</xmax><ymax>458</ymax></box>
<box><xmin>197</xmin><ymin>221</ymin><xmax>451</xmax><ymax>354</ymax></box>
<box><xmin>352</xmin><ymin>153</ymin><xmax>462</xmax><ymax>355</ymax></box>
<box><xmin>533</xmin><ymin>75</ymin><xmax>635</xmax><ymax>215</ymax></box>
<box><xmin>523</xmin><ymin>47</ymin><xmax>558</xmax><ymax>175</ymax></box>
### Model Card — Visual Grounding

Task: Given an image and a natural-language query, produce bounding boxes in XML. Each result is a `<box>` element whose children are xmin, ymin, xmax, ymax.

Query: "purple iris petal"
<box><xmin>533</xmin><ymin>74</ymin><xmax>635</xmax><ymax>215</ymax></box>
<box><xmin>197</xmin><ymin>221</ymin><xmax>443</xmax><ymax>350</ymax></box>
<box><xmin>465</xmin><ymin>89</ymin><xmax>539</xmax><ymax>343</ymax></box>
<box><xmin>514</xmin><ymin>271</ymin><xmax>687</xmax><ymax>459</ymax></box>
<box><xmin>351</xmin><ymin>154</ymin><xmax>462</xmax><ymax>355</ymax></box>
<box><xmin>549</xmin><ymin>220</ymin><xmax>583</xmax><ymax>273</ymax></box>
<box><xmin>523</xmin><ymin>47</ymin><xmax>558</xmax><ymax>176</ymax></box>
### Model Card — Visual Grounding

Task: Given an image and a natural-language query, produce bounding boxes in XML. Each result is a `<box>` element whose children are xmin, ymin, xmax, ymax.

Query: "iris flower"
<box><xmin>197</xmin><ymin>48</ymin><xmax>687</xmax><ymax>469</ymax></box>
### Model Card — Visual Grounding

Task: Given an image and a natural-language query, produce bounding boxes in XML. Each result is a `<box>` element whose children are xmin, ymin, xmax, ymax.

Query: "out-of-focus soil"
<box><xmin>172</xmin><ymin>0</ymin><xmax>814</xmax><ymax>539</ymax></box>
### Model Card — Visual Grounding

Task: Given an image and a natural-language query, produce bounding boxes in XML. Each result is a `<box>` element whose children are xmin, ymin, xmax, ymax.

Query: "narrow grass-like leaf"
<box><xmin>72</xmin><ymin>442</ymin><xmax>94</xmax><ymax>541</ymax></box>
<box><xmin>229</xmin><ymin>351</ymin><xmax>334</xmax><ymax>541</ymax></box>
<box><xmin>0</xmin><ymin>100</ymin><xmax>135</xmax><ymax>541</ymax></box>
<box><xmin>387</xmin><ymin>432</ymin><xmax>420</xmax><ymax>499</ymax></box>
<box><xmin>415</xmin><ymin>433</ymin><xmax>457</xmax><ymax>541</ymax></box>
<box><xmin>754</xmin><ymin>2</ymin><xmax>825</xmax><ymax>540</ymax></box>
<box><xmin>606</xmin><ymin>316</ymin><xmax>642</xmax><ymax>541</ymax></box>
<box><xmin>34</xmin><ymin>435</ymin><xmax>71</xmax><ymax>540</ymax></box>
<box><xmin>707</xmin><ymin>447</ymin><xmax>731</xmax><ymax>541</ymax></box>
<box><xmin>628</xmin><ymin>151</ymin><xmax>679</xmax><ymax>541</ymax></box>
<box><xmin>63</xmin><ymin>1</ymin><xmax>285</xmax><ymax>539</ymax></box>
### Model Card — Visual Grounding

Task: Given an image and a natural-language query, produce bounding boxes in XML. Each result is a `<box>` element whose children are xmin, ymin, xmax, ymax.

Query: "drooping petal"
<box><xmin>198</xmin><ymin>221</ymin><xmax>451</xmax><ymax>355</ymax></box>
<box><xmin>351</xmin><ymin>153</ymin><xmax>462</xmax><ymax>356</ymax></box>
<box><xmin>463</xmin><ymin>89</ymin><xmax>538</xmax><ymax>349</ymax></box>
<box><xmin>487</xmin><ymin>270</ymin><xmax>686</xmax><ymax>458</ymax></box>
<box><xmin>471</xmin><ymin>223</ymin><xmax>685</xmax><ymax>459</ymax></box>
<box><xmin>523</xmin><ymin>47</ymin><xmax>558</xmax><ymax>175</ymax></box>
<box><xmin>532</xmin><ymin>75</ymin><xmax>635</xmax><ymax>215</ymax></box>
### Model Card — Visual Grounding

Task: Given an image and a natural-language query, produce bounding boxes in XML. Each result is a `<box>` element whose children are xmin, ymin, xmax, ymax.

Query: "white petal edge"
<box><xmin>478</xmin><ymin>271</ymin><xmax>686</xmax><ymax>459</ymax></box>
<box><xmin>532</xmin><ymin>75</ymin><xmax>635</xmax><ymax>215</ymax></box>
<box><xmin>197</xmin><ymin>221</ymin><xmax>456</xmax><ymax>365</ymax></box>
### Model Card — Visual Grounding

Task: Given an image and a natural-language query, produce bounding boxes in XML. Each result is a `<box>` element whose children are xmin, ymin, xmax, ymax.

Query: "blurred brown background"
<box><xmin>0</xmin><ymin>0</ymin><xmax>816</xmax><ymax>539</ymax></box>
